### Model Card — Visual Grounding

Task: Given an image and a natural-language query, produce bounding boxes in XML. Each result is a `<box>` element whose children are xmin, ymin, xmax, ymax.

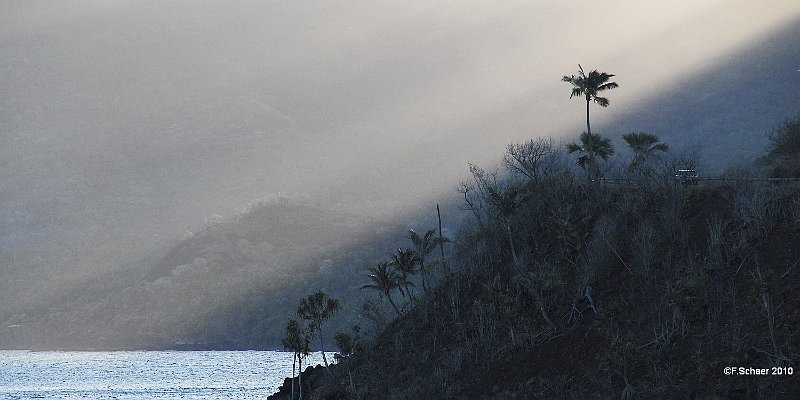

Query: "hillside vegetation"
<box><xmin>283</xmin><ymin>116</ymin><xmax>800</xmax><ymax>399</ymax></box>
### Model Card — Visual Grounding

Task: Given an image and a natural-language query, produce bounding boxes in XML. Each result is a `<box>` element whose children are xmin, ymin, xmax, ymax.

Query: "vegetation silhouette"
<box><xmin>269</xmin><ymin>69</ymin><xmax>800</xmax><ymax>400</ymax></box>
<box><xmin>280</xmin><ymin>318</ymin><xmax>310</xmax><ymax>400</ymax></box>
<box><xmin>389</xmin><ymin>248</ymin><xmax>419</xmax><ymax>300</ymax></box>
<box><xmin>297</xmin><ymin>291</ymin><xmax>340</xmax><ymax>368</ymax></box>
<box><xmin>562</xmin><ymin>64</ymin><xmax>619</xmax><ymax>137</ymax></box>
<box><xmin>622</xmin><ymin>132</ymin><xmax>669</xmax><ymax>176</ymax></box>
<box><xmin>361</xmin><ymin>262</ymin><xmax>402</xmax><ymax>316</ymax></box>
<box><xmin>407</xmin><ymin>229</ymin><xmax>450</xmax><ymax>292</ymax></box>
<box><xmin>566</xmin><ymin>131</ymin><xmax>615</xmax><ymax>179</ymax></box>
<box><xmin>268</xmin><ymin>86</ymin><xmax>800</xmax><ymax>400</ymax></box>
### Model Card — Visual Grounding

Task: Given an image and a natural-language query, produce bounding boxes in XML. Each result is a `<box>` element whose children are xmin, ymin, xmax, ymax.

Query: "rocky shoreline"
<box><xmin>267</xmin><ymin>364</ymin><xmax>329</xmax><ymax>400</ymax></box>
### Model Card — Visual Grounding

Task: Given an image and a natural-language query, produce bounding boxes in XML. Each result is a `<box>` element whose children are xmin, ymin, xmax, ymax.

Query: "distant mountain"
<box><xmin>600</xmin><ymin>18</ymin><xmax>800</xmax><ymax>169</ymax></box>
<box><xmin>148</xmin><ymin>202</ymin><xmax>399</xmax><ymax>281</ymax></box>
<box><xmin>0</xmin><ymin>202</ymin><xmax>405</xmax><ymax>350</ymax></box>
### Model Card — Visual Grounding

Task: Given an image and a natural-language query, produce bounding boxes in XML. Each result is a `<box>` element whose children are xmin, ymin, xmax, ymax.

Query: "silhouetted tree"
<box><xmin>562</xmin><ymin>64</ymin><xmax>619</xmax><ymax>137</ymax></box>
<box><xmin>766</xmin><ymin>114</ymin><xmax>800</xmax><ymax>177</ymax></box>
<box><xmin>281</xmin><ymin>318</ymin><xmax>310</xmax><ymax>400</ymax></box>
<box><xmin>567</xmin><ymin>131</ymin><xmax>615</xmax><ymax>179</ymax></box>
<box><xmin>408</xmin><ymin>229</ymin><xmax>450</xmax><ymax>292</ymax></box>
<box><xmin>486</xmin><ymin>184</ymin><xmax>527</xmax><ymax>271</ymax></box>
<box><xmin>334</xmin><ymin>325</ymin><xmax>363</xmax><ymax>395</ymax></box>
<box><xmin>503</xmin><ymin>137</ymin><xmax>564</xmax><ymax>183</ymax></box>
<box><xmin>769</xmin><ymin>113</ymin><xmax>800</xmax><ymax>155</ymax></box>
<box><xmin>297</xmin><ymin>291</ymin><xmax>340</xmax><ymax>368</ymax></box>
<box><xmin>622</xmin><ymin>132</ymin><xmax>668</xmax><ymax>175</ymax></box>
<box><xmin>333</xmin><ymin>327</ymin><xmax>360</xmax><ymax>359</ymax></box>
<box><xmin>390</xmin><ymin>248</ymin><xmax>419</xmax><ymax>299</ymax></box>
<box><xmin>362</xmin><ymin>262</ymin><xmax>402</xmax><ymax>315</ymax></box>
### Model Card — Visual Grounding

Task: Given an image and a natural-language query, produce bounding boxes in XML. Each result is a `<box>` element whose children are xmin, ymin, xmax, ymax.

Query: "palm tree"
<box><xmin>333</xmin><ymin>326</ymin><xmax>362</xmax><ymax>394</ymax></box>
<box><xmin>407</xmin><ymin>229</ymin><xmax>450</xmax><ymax>292</ymax></box>
<box><xmin>622</xmin><ymin>132</ymin><xmax>668</xmax><ymax>175</ymax></box>
<box><xmin>567</xmin><ymin>131</ymin><xmax>615</xmax><ymax>179</ymax></box>
<box><xmin>390</xmin><ymin>248</ymin><xmax>419</xmax><ymax>300</ymax></box>
<box><xmin>297</xmin><ymin>291</ymin><xmax>340</xmax><ymax>368</ymax></box>
<box><xmin>361</xmin><ymin>262</ymin><xmax>402</xmax><ymax>315</ymax></box>
<box><xmin>562</xmin><ymin>65</ymin><xmax>619</xmax><ymax>137</ymax></box>
<box><xmin>281</xmin><ymin>318</ymin><xmax>310</xmax><ymax>400</ymax></box>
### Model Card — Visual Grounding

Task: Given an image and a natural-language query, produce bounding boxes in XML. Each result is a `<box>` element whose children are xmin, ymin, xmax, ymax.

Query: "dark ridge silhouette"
<box><xmin>285</xmin><ymin>116</ymin><xmax>800</xmax><ymax>400</ymax></box>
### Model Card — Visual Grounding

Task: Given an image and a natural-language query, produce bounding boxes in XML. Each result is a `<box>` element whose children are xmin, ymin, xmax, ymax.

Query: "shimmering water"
<box><xmin>0</xmin><ymin>350</ymin><xmax>331</xmax><ymax>399</ymax></box>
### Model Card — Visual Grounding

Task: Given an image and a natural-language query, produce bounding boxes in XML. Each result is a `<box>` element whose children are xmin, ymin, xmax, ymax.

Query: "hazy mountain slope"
<box><xmin>0</xmin><ymin>202</ymin><xmax>405</xmax><ymax>350</ymax></box>
<box><xmin>600</xmin><ymin>18</ymin><xmax>800</xmax><ymax>168</ymax></box>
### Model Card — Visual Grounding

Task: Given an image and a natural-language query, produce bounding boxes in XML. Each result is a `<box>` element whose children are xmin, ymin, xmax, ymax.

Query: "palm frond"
<box><xmin>597</xmin><ymin>82</ymin><xmax>619</xmax><ymax>91</ymax></box>
<box><xmin>566</xmin><ymin>142</ymin><xmax>583</xmax><ymax>153</ymax></box>
<box><xmin>594</xmin><ymin>96</ymin><xmax>610</xmax><ymax>107</ymax></box>
<box><xmin>623</xmin><ymin>132</ymin><xmax>668</xmax><ymax>156</ymax></box>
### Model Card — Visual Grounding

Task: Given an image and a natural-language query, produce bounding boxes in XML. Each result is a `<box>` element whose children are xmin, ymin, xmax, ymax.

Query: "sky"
<box><xmin>1</xmin><ymin>0</ymin><xmax>800</xmax><ymax>310</ymax></box>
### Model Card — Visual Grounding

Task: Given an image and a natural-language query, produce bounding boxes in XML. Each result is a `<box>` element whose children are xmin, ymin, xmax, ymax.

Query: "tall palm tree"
<box><xmin>562</xmin><ymin>65</ymin><xmax>619</xmax><ymax>137</ymax></box>
<box><xmin>622</xmin><ymin>132</ymin><xmax>668</xmax><ymax>175</ymax></box>
<box><xmin>390</xmin><ymin>248</ymin><xmax>419</xmax><ymax>300</ymax></box>
<box><xmin>361</xmin><ymin>262</ymin><xmax>402</xmax><ymax>315</ymax></box>
<box><xmin>407</xmin><ymin>229</ymin><xmax>450</xmax><ymax>292</ymax></box>
<box><xmin>297</xmin><ymin>291</ymin><xmax>340</xmax><ymax>368</ymax></box>
<box><xmin>281</xmin><ymin>318</ymin><xmax>310</xmax><ymax>400</ymax></box>
<box><xmin>567</xmin><ymin>131</ymin><xmax>615</xmax><ymax>179</ymax></box>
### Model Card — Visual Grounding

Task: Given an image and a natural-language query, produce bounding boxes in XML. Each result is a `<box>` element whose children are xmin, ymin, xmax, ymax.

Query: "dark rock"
<box><xmin>268</xmin><ymin>364</ymin><xmax>327</xmax><ymax>400</ymax></box>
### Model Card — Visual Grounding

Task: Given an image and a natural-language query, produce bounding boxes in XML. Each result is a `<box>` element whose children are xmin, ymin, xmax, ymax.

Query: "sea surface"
<box><xmin>0</xmin><ymin>350</ymin><xmax>331</xmax><ymax>399</ymax></box>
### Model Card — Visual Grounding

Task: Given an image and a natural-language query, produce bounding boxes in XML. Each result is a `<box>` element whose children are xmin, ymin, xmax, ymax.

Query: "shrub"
<box><xmin>768</xmin><ymin>113</ymin><xmax>800</xmax><ymax>156</ymax></box>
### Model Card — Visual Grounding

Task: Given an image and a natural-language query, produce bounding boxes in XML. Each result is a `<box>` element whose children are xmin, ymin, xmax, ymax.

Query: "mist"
<box><xmin>2</xmin><ymin>0</ymin><xmax>800</xmax><ymax>345</ymax></box>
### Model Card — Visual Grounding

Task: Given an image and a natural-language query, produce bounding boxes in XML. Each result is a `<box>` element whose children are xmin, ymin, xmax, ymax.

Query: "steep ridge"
<box><xmin>290</xmin><ymin>124</ymin><xmax>800</xmax><ymax>400</ymax></box>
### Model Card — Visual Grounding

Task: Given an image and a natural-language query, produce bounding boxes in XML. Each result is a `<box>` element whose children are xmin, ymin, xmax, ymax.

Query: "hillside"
<box><xmin>0</xmin><ymin>201</ymin><xmax>405</xmax><ymax>350</ymax></box>
<box><xmin>279</xmin><ymin>118</ymin><xmax>800</xmax><ymax>399</ymax></box>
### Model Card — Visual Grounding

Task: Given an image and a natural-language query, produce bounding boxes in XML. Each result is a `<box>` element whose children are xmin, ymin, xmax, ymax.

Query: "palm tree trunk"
<box><xmin>436</xmin><ymin>203</ymin><xmax>447</xmax><ymax>262</ymax></box>
<box><xmin>387</xmin><ymin>293</ymin><xmax>401</xmax><ymax>315</ymax></box>
<box><xmin>397</xmin><ymin>278</ymin><xmax>407</xmax><ymax>299</ymax></box>
<box><xmin>420</xmin><ymin>259</ymin><xmax>428</xmax><ymax>292</ymax></box>
<box><xmin>586</xmin><ymin>98</ymin><xmax>591</xmax><ymax>136</ymax></box>
<box><xmin>403</xmin><ymin>275</ymin><xmax>416</xmax><ymax>301</ymax></box>
<box><xmin>348</xmin><ymin>367</ymin><xmax>355</xmax><ymax>394</ymax></box>
<box><xmin>319</xmin><ymin>330</ymin><xmax>329</xmax><ymax>367</ymax></box>
<box><xmin>291</xmin><ymin>352</ymin><xmax>297</xmax><ymax>400</ymax></box>
<box><xmin>298</xmin><ymin>356</ymin><xmax>303</xmax><ymax>400</ymax></box>
<box><xmin>590</xmin><ymin>156</ymin><xmax>600</xmax><ymax>180</ymax></box>
<box><xmin>506</xmin><ymin>223</ymin><xmax>521</xmax><ymax>272</ymax></box>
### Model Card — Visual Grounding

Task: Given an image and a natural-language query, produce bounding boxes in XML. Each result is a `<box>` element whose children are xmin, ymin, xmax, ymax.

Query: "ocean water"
<box><xmin>0</xmin><ymin>350</ymin><xmax>331</xmax><ymax>399</ymax></box>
